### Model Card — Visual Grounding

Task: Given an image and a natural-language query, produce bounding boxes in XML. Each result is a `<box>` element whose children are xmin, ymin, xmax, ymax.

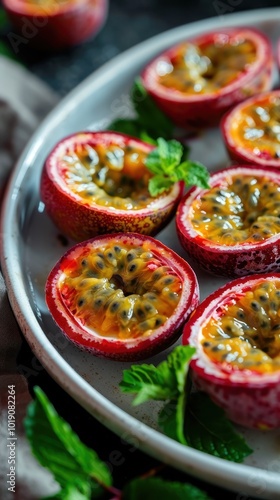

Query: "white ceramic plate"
<box><xmin>2</xmin><ymin>8</ymin><xmax>280</xmax><ymax>499</ymax></box>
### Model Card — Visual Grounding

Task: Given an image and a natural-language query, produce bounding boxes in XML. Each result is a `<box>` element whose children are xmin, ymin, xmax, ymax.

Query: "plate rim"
<box><xmin>1</xmin><ymin>7</ymin><xmax>280</xmax><ymax>499</ymax></box>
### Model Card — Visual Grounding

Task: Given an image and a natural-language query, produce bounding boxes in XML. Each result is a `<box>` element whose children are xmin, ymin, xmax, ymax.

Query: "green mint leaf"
<box><xmin>107</xmin><ymin>118</ymin><xmax>156</xmax><ymax>145</ymax></box>
<box><xmin>158</xmin><ymin>348</ymin><xmax>195</xmax><ymax>444</ymax></box>
<box><xmin>157</xmin><ymin>138</ymin><xmax>183</xmax><ymax>172</ymax></box>
<box><xmin>120</xmin><ymin>363</ymin><xmax>178</xmax><ymax>405</ymax></box>
<box><xmin>177</xmin><ymin>161</ymin><xmax>210</xmax><ymax>189</ymax></box>
<box><xmin>158</xmin><ymin>395</ymin><xmax>187</xmax><ymax>445</ymax></box>
<box><xmin>132</xmin><ymin>78</ymin><xmax>174</xmax><ymax>139</ymax></box>
<box><xmin>120</xmin><ymin>346</ymin><xmax>252</xmax><ymax>463</ymax></box>
<box><xmin>42</xmin><ymin>483</ymin><xmax>91</xmax><ymax>500</ymax></box>
<box><xmin>139</xmin><ymin>130</ymin><xmax>158</xmax><ymax>145</ymax></box>
<box><xmin>166</xmin><ymin>346</ymin><xmax>196</xmax><ymax>393</ymax></box>
<box><xmin>24</xmin><ymin>387</ymin><xmax>112</xmax><ymax>496</ymax></box>
<box><xmin>123</xmin><ymin>477</ymin><xmax>213</xmax><ymax>500</ymax></box>
<box><xmin>145</xmin><ymin>138</ymin><xmax>183</xmax><ymax>174</ymax></box>
<box><xmin>107</xmin><ymin>79</ymin><xmax>174</xmax><ymax>142</ymax></box>
<box><xmin>145</xmin><ymin>149</ymin><xmax>164</xmax><ymax>174</ymax></box>
<box><xmin>185</xmin><ymin>392</ymin><xmax>253</xmax><ymax>463</ymax></box>
<box><xmin>145</xmin><ymin>138</ymin><xmax>209</xmax><ymax>196</ymax></box>
<box><xmin>120</xmin><ymin>346</ymin><xmax>195</xmax><ymax>407</ymax></box>
<box><xmin>107</xmin><ymin>118</ymin><xmax>143</xmax><ymax>137</ymax></box>
<box><xmin>148</xmin><ymin>175</ymin><xmax>174</xmax><ymax>196</ymax></box>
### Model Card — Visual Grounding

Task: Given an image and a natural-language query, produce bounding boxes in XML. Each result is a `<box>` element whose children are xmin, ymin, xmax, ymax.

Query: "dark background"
<box><xmin>1</xmin><ymin>1</ymin><xmax>279</xmax><ymax>499</ymax></box>
<box><xmin>3</xmin><ymin>0</ymin><xmax>280</xmax><ymax>96</ymax></box>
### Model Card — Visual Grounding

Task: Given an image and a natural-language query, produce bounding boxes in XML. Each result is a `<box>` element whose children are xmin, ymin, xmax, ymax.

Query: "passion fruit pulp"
<box><xmin>40</xmin><ymin>131</ymin><xmax>184</xmax><ymax>242</ymax></box>
<box><xmin>176</xmin><ymin>164</ymin><xmax>280</xmax><ymax>278</ymax></box>
<box><xmin>221</xmin><ymin>89</ymin><xmax>280</xmax><ymax>168</ymax></box>
<box><xmin>3</xmin><ymin>0</ymin><xmax>108</xmax><ymax>51</ymax></box>
<box><xmin>46</xmin><ymin>233</ymin><xmax>199</xmax><ymax>361</ymax></box>
<box><xmin>141</xmin><ymin>27</ymin><xmax>273</xmax><ymax>129</ymax></box>
<box><xmin>183</xmin><ymin>273</ymin><xmax>280</xmax><ymax>430</ymax></box>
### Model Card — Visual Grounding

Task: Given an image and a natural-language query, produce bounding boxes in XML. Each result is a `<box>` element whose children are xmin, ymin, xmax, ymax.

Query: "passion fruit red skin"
<box><xmin>40</xmin><ymin>131</ymin><xmax>184</xmax><ymax>242</ymax></box>
<box><xmin>2</xmin><ymin>0</ymin><xmax>108</xmax><ymax>51</ymax></box>
<box><xmin>221</xmin><ymin>90</ymin><xmax>280</xmax><ymax>168</ymax></box>
<box><xmin>176</xmin><ymin>164</ymin><xmax>280</xmax><ymax>278</ymax></box>
<box><xmin>46</xmin><ymin>232</ymin><xmax>200</xmax><ymax>361</ymax></box>
<box><xmin>141</xmin><ymin>27</ymin><xmax>274</xmax><ymax>129</ymax></box>
<box><xmin>182</xmin><ymin>273</ymin><xmax>280</xmax><ymax>430</ymax></box>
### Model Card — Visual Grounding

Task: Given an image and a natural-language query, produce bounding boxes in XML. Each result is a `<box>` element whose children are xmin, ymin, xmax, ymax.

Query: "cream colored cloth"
<box><xmin>0</xmin><ymin>55</ymin><xmax>59</xmax><ymax>499</ymax></box>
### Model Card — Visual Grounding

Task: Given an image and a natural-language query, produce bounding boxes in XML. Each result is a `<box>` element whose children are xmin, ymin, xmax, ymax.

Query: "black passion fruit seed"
<box><xmin>190</xmin><ymin>175</ymin><xmax>280</xmax><ymax>245</ymax></box>
<box><xmin>229</xmin><ymin>95</ymin><xmax>280</xmax><ymax>160</ymax></box>
<box><xmin>201</xmin><ymin>280</ymin><xmax>280</xmax><ymax>372</ymax></box>
<box><xmin>158</xmin><ymin>38</ymin><xmax>257</xmax><ymax>94</ymax></box>
<box><xmin>60</xmin><ymin>142</ymin><xmax>154</xmax><ymax>209</ymax></box>
<box><xmin>59</xmin><ymin>243</ymin><xmax>182</xmax><ymax>339</ymax></box>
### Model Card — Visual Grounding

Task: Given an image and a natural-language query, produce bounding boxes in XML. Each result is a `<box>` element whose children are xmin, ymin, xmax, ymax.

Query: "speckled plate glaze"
<box><xmin>1</xmin><ymin>8</ymin><xmax>280</xmax><ymax>499</ymax></box>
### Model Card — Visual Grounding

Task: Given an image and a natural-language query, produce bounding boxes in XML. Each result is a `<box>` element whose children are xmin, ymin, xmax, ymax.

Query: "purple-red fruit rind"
<box><xmin>182</xmin><ymin>273</ymin><xmax>280</xmax><ymax>429</ymax></box>
<box><xmin>142</xmin><ymin>27</ymin><xmax>274</xmax><ymax>129</ymax></box>
<box><xmin>46</xmin><ymin>232</ymin><xmax>200</xmax><ymax>361</ymax></box>
<box><xmin>40</xmin><ymin>131</ymin><xmax>184</xmax><ymax>241</ymax></box>
<box><xmin>176</xmin><ymin>164</ymin><xmax>280</xmax><ymax>277</ymax></box>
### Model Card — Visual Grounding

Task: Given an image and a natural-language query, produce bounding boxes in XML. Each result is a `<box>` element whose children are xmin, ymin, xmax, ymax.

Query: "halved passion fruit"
<box><xmin>2</xmin><ymin>0</ymin><xmax>108</xmax><ymax>51</ymax></box>
<box><xmin>222</xmin><ymin>90</ymin><xmax>280</xmax><ymax>168</ymax></box>
<box><xmin>40</xmin><ymin>131</ymin><xmax>184</xmax><ymax>241</ymax></box>
<box><xmin>183</xmin><ymin>273</ymin><xmax>280</xmax><ymax>429</ymax></box>
<box><xmin>141</xmin><ymin>27</ymin><xmax>273</xmax><ymax>129</ymax></box>
<box><xmin>46</xmin><ymin>232</ymin><xmax>199</xmax><ymax>361</ymax></box>
<box><xmin>176</xmin><ymin>164</ymin><xmax>280</xmax><ymax>277</ymax></box>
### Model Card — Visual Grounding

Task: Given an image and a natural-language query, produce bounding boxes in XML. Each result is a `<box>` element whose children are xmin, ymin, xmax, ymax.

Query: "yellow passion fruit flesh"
<box><xmin>40</xmin><ymin>132</ymin><xmax>183</xmax><ymax>241</ymax></box>
<box><xmin>222</xmin><ymin>90</ymin><xmax>280</xmax><ymax>168</ymax></box>
<box><xmin>183</xmin><ymin>273</ymin><xmax>280</xmax><ymax>429</ymax></box>
<box><xmin>141</xmin><ymin>27</ymin><xmax>273</xmax><ymax>129</ymax></box>
<box><xmin>46</xmin><ymin>233</ymin><xmax>199</xmax><ymax>361</ymax></box>
<box><xmin>176</xmin><ymin>165</ymin><xmax>280</xmax><ymax>277</ymax></box>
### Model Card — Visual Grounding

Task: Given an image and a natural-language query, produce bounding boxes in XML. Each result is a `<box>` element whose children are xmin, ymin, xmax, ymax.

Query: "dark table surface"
<box><xmin>1</xmin><ymin>1</ymin><xmax>279</xmax><ymax>499</ymax></box>
<box><xmin>6</xmin><ymin>0</ymin><xmax>280</xmax><ymax>97</ymax></box>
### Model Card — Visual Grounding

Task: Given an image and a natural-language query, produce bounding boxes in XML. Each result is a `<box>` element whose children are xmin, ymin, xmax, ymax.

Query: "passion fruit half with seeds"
<box><xmin>141</xmin><ymin>27</ymin><xmax>273</xmax><ymax>129</ymax></box>
<box><xmin>176</xmin><ymin>164</ymin><xmax>280</xmax><ymax>277</ymax></box>
<box><xmin>40</xmin><ymin>131</ymin><xmax>184</xmax><ymax>242</ymax></box>
<box><xmin>221</xmin><ymin>90</ymin><xmax>280</xmax><ymax>168</ymax></box>
<box><xmin>183</xmin><ymin>273</ymin><xmax>280</xmax><ymax>429</ymax></box>
<box><xmin>46</xmin><ymin>232</ymin><xmax>199</xmax><ymax>361</ymax></box>
<box><xmin>2</xmin><ymin>0</ymin><xmax>108</xmax><ymax>51</ymax></box>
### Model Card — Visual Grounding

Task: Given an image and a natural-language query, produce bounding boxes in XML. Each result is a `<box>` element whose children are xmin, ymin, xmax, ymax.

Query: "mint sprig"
<box><xmin>120</xmin><ymin>345</ymin><xmax>195</xmax><ymax>405</ymax></box>
<box><xmin>107</xmin><ymin>78</ymin><xmax>209</xmax><ymax>196</ymax></box>
<box><xmin>24</xmin><ymin>386</ymin><xmax>217</xmax><ymax>500</ymax></box>
<box><xmin>120</xmin><ymin>346</ymin><xmax>195</xmax><ymax>443</ymax></box>
<box><xmin>119</xmin><ymin>346</ymin><xmax>253</xmax><ymax>463</ymax></box>
<box><xmin>145</xmin><ymin>138</ymin><xmax>210</xmax><ymax>196</ymax></box>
